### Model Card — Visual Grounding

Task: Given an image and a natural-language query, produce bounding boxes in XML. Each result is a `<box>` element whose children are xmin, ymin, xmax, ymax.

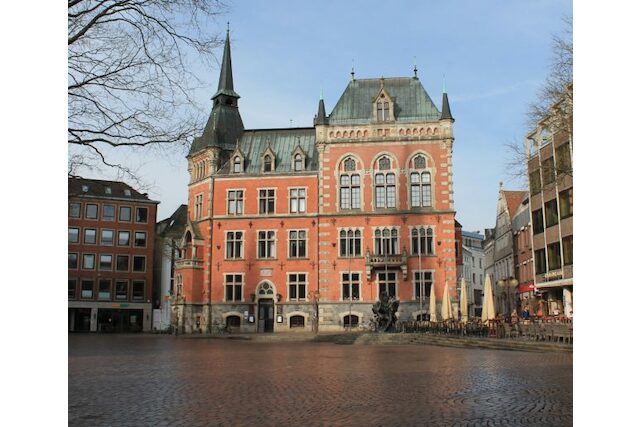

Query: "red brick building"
<box><xmin>68</xmin><ymin>178</ymin><xmax>158</xmax><ymax>332</ymax></box>
<box><xmin>174</xmin><ymin>30</ymin><xmax>458</xmax><ymax>333</ymax></box>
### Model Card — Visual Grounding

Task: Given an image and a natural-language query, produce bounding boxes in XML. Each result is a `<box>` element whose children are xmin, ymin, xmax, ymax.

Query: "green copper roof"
<box><xmin>219</xmin><ymin>128</ymin><xmax>317</xmax><ymax>175</ymax></box>
<box><xmin>329</xmin><ymin>77</ymin><xmax>441</xmax><ymax>125</ymax></box>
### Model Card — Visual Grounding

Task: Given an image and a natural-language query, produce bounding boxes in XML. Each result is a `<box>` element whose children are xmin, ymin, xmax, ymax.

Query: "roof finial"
<box><xmin>380</xmin><ymin>76</ymin><xmax>385</xmax><ymax>88</ymax></box>
<box><xmin>320</xmin><ymin>87</ymin><xmax>324</xmax><ymax>100</ymax></box>
<box><xmin>351</xmin><ymin>59</ymin><xmax>355</xmax><ymax>82</ymax></box>
<box><xmin>227</xmin><ymin>21</ymin><xmax>230</xmax><ymax>34</ymax></box>
<box><xmin>443</xmin><ymin>74</ymin><xmax>447</xmax><ymax>94</ymax></box>
<box><xmin>413</xmin><ymin>56</ymin><xmax>418</xmax><ymax>78</ymax></box>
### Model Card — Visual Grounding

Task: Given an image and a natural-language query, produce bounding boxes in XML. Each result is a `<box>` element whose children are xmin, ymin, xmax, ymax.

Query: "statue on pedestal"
<box><xmin>372</xmin><ymin>292</ymin><xmax>399</xmax><ymax>332</ymax></box>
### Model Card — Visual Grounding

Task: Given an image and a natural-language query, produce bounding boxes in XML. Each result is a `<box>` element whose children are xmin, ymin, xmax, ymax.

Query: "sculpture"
<box><xmin>372</xmin><ymin>292</ymin><xmax>400</xmax><ymax>332</ymax></box>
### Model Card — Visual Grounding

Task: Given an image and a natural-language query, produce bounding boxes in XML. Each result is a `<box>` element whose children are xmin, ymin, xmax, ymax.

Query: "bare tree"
<box><xmin>68</xmin><ymin>0</ymin><xmax>228</xmax><ymax>180</ymax></box>
<box><xmin>503</xmin><ymin>16</ymin><xmax>573</xmax><ymax>184</ymax></box>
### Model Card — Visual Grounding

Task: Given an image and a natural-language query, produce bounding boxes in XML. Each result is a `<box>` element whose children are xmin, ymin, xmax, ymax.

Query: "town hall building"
<box><xmin>173</xmin><ymin>29</ymin><xmax>458</xmax><ymax>333</ymax></box>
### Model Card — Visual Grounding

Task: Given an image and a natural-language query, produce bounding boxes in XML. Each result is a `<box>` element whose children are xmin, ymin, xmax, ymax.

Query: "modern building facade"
<box><xmin>526</xmin><ymin>84</ymin><xmax>573</xmax><ymax>317</ymax></box>
<box><xmin>461</xmin><ymin>230</ymin><xmax>485</xmax><ymax>317</ymax></box>
<box><xmin>68</xmin><ymin>178</ymin><xmax>158</xmax><ymax>332</ymax></box>
<box><xmin>511</xmin><ymin>195</ymin><xmax>535</xmax><ymax>312</ymax></box>
<box><xmin>174</xmin><ymin>30</ymin><xmax>458</xmax><ymax>333</ymax></box>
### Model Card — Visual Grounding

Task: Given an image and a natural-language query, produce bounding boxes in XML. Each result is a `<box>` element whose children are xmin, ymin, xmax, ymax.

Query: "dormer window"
<box><xmin>373</xmin><ymin>87</ymin><xmax>395</xmax><ymax>122</ymax></box>
<box><xmin>291</xmin><ymin>143</ymin><xmax>306</xmax><ymax>172</ymax></box>
<box><xmin>294</xmin><ymin>154</ymin><xmax>303</xmax><ymax>171</ymax></box>
<box><xmin>377</xmin><ymin>98</ymin><xmax>390</xmax><ymax>121</ymax></box>
<box><xmin>82</xmin><ymin>185</ymin><xmax>89</xmax><ymax>193</ymax></box>
<box><xmin>105</xmin><ymin>187</ymin><xmax>111</xmax><ymax>195</ymax></box>
<box><xmin>233</xmin><ymin>156</ymin><xmax>242</xmax><ymax>173</ymax></box>
<box><xmin>264</xmin><ymin>155</ymin><xmax>273</xmax><ymax>172</ymax></box>
<box><xmin>124</xmin><ymin>189</ymin><xmax>131</xmax><ymax>197</ymax></box>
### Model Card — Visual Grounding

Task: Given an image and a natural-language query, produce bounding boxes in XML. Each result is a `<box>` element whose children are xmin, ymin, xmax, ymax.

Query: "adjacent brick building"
<box><xmin>526</xmin><ymin>84</ymin><xmax>573</xmax><ymax>317</ymax></box>
<box><xmin>173</xmin><ymin>30</ymin><xmax>459</xmax><ymax>333</ymax></box>
<box><xmin>68</xmin><ymin>177</ymin><xmax>158</xmax><ymax>332</ymax></box>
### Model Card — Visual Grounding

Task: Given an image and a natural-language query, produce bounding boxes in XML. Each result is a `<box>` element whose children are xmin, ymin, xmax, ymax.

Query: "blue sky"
<box><xmin>92</xmin><ymin>0</ymin><xmax>572</xmax><ymax>232</ymax></box>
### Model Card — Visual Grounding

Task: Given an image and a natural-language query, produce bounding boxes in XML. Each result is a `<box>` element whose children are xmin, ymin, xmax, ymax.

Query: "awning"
<box><xmin>535</xmin><ymin>278</ymin><xmax>573</xmax><ymax>289</ymax></box>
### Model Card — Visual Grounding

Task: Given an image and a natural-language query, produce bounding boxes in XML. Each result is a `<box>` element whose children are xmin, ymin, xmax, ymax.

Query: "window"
<box><xmin>226</xmin><ymin>316</ymin><xmax>241</xmax><ymax>328</ymax></box>
<box><xmin>135</xmin><ymin>207</ymin><xmax>148</xmax><ymax>223</ymax></box>
<box><xmin>289</xmin><ymin>188</ymin><xmax>307</xmax><ymax>213</ymax></box>
<box><xmin>118</xmin><ymin>231</ymin><xmax>130</xmax><ymax>246</ymax></box>
<box><xmin>376</xmin><ymin>98</ymin><xmax>390</xmax><ymax>121</ymax></box>
<box><xmin>133</xmin><ymin>256</ymin><xmax>146</xmax><ymax>272</ymax></box>
<box><xmin>563</xmin><ymin>235</ymin><xmax>573</xmax><ymax>266</ymax></box>
<box><xmin>339</xmin><ymin>229</ymin><xmax>362</xmax><ymax>257</ymax></box>
<box><xmin>119</xmin><ymin>206</ymin><xmax>132</xmax><ymax>222</ymax></box>
<box><xmin>535</xmin><ymin>249</ymin><xmax>547</xmax><ymax>275</ymax></box>
<box><xmin>258</xmin><ymin>231</ymin><xmax>276</xmax><ymax>258</ymax></box>
<box><xmin>85</xmin><ymin>204</ymin><xmax>98</xmax><ymax>219</ymax></box>
<box><xmin>224</xmin><ymin>274</ymin><xmax>243</xmax><ymax>301</ymax></box>
<box><xmin>134</xmin><ymin>232</ymin><xmax>147</xmax><ymax>247</ymax></box>
<box><xmin>342</xmin><ymin>272</ymin><xmax>360</xmax><ymax>300</ymax></box>
<box><xmin>69</xmin><ymin>253</ymin><xmax>78</xmax><ymax>269</ymax></box>
<box><xmin>375</xmin><ymin>172</ymin><xmax>396</xmax><ymax>208</ymax></box>
<box><xmin>413</xmin><ymin>271</ymin><xmax>432</xmax><ymax>299</ymax></box>
<box><xmin>175</xmin><ymin>275</ymin><xmax>183</xmax><ymax>296</ymax></box>
<box><xmin>413</xmin><ymin>155</ymin><xmax>426</xmax><ymax>169</ymax></box>
<box><xmin>288</xmin><ymin>273</ymin><xmax>307</xmax><ymax>301</ymax></box>
<box><xmin>264</xmin><ymin>154</ymin><xmax>273</xmax><ymax>172</ymax></box>
<box><xmin>259</xmin><ymin>189</ymin><xmax>275</xmax><ymax>214</ymax></box>
<box><xmin>81</xmin><ymin>280</ymin><xmax>94</xmax><ymax>299</ymax></box>
<box><xmin>374</xmin><ymin>228</ymin><xmax>399</xmax><ymax>256</ymax></box>
<box><xmin>69</xmin><ymin>203</ymin><xmax>81</xmax><ymax>218</ymax></box>
<box><xmin>293</xmin><ymin>154</ymin><xmax>303</xmax><ymax>171</ymax></box>
<box><xmin>555</xmin><ymin>143</ymin><xmax>572</xmax><ymax>174</ymax></box>
<box><xmin>410</xmin><ymin>172</ymin><xmax>432</xmax><ymax>208</ymax></box>
<box><xmin>116</xmin><ymin>255</ymin><xmax>129</xmax><ymax>271</ymax></box>
<box><xmin>115</xmin><ymin>280</ymin><xmax>128</xmax><ymax>300</ymax></box>
<box><xmin>411</xmin><ymin>227</ymin><xmax>434</xmax><ymax>255</ymax></box>
<box><xmin>99</xmin><ymin>255</ymin><xmax>113</xmax><ymax>271</ymax></box>
<box><xmin>82</xmin><ymin>254</ymin><xmax>95</xmax><ymax>270</ymax></box>
<box><xmin>68</xmin><ymin>279</ymin><xmax>76</xmax><ymax>299</ymax></box>
<box><xmin>195</xmin><ymin>194</ymin><xmax>203</xmax><ymax>219</ymax></box>
<box><xmin>69</xmin><ymin>227</ymin><xmax>80</xmax><ymax>243</ymax></box>
<box><xmin>343</xmin><ymin>315</ymin><xmax>359</xmax><ymax>328</ymax></box>
<box><xmin>378</xmin><ymin>157</ymin><xmax>391</xmax><ymax>170</ymax></box>
<box><xmin>290</xmin><ymin>315</ymin><xmax>305</xmax><ymax>328</ymax></box>
<box><xmin>105</xmin><ymin>187</ymin><xmax>112</xmax><ymax>195</ymax></box>
<box><xmin>232</xmin><ymin>156</ymin><xmax>242</xmax><ymax>173</ymax></box>
<box><xmin>548</xmin><ymin>242</ymin><xmax>562</xmax><ymax>271</ymax></box>
<box><xmin>378</xmin><ymin>272</ymin><xmax>397</xmax><ymax>298</ymax></box>
<box><xmin>532</xmin><ymin>209</ymin><xmax>544</xmax><ymax>234</ymax></box>
<box><xmin>101</xmin><ymin>229</ymin><xmax>114</xmax><ymax>246</ymax></box>
<box><xmin>227</xmin><ymin>190</ymin><xmax>244</xmax><ymax>215</ymax></box>
<box><xmin>84</xmin><ymin>228</ymin><xmax>97</xmax><ymax>244</ymax></box>
<box><xmin>102</xmin><ymin>205</ymin><xmax>115</xmax><ymax>221</ymax></box>
<box><xmin>132</xmin><ymin>281</ymin><xmax>145</xmax><ymax>301</ymax></box>
<box><xmin>288</xmin><ymin>230</ymin><xmax>307</xmax><ymax>258</ymax></box>
<box><xmin>124</xmin><ymin>189</ymin><xmax>131</xmax><ymax>197</ymax></box>
<box><xmin>225</xmin><ymin>231</ymin><xmax>243</xmax><ymax>259</ymax></box>
<box><xmin>529</xmin><ymin>169</ymin><xmax>542</xmax><ymax>195</ymax></box>
<box><xmin>98</xmin><ymin>279</ymin><xmax>111</xmax><ymax>300</ymax></box>
<box><xmin>542</xmin><ymin>156</ymin><xmax>555</xmax><ymax>185</ymax></box>
<box><xmin>340</xmin><ymin>158</ymin><xmax>360</xmax><ymax>210</ymax></box>
<box><xmin>559</xmin><ymin>188</ymin><xmax>573</xmax><ymax>219</ymax></box>
<box><xmin>545</xmin><ymin>199</ymin><xmax>559</xmax><ymax>228</ymax></box>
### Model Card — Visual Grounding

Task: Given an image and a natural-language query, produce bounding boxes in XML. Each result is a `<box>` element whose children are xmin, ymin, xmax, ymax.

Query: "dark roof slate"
<box><xmin>329</xmin><ymin>77</ymin><xmax>441</xmax><ymax>125</ymax></box>
<box><xmin>157</xmin><ymin>204</ymin><xmax>188</xmax><ymax>239</ymax></box>
<box><xmin>68</xmin><ymin>177</ymin><xmax>156</xmax><ymax>202</ymax></box>
<box><xmin>218</xmin><ymin>128</ymin><xmax>317</xmax><ymax>175</ymax></box>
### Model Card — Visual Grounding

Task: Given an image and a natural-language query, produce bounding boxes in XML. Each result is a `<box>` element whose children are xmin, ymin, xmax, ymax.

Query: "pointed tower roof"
<box><xmin>212</xmin><ymin>26</ymin><xmax>240</xmax><ymax>100</ymax></box>
<box><xmin>314</xmin><ymin>94</ymin><xmax>328</xmax><ymax>125</ymax></box>
<box><xmin>440</xmin><ymin>77</ymin><xmax>453</xmax><ymax>121</ymax></box>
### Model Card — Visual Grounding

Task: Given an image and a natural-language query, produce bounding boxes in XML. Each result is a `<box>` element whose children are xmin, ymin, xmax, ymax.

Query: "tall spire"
<box><xmin>213</xmin><ymin>23</ymin><xmax>239</xmax><ymax>100</ymax></box>
<box><xmin>440</xmin><ymin>75</ymin><xmax>453</xmax><ymax>121</ymax></box>
<box><xmin>314</xmin><ymin>93</ymin><xmax>328</xmax><ymax>126</ymax></box>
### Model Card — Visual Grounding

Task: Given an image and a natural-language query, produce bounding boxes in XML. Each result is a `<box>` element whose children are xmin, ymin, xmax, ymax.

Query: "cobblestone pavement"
<box><xmin>68</xmin><ymin>335</ymin><xmax>572</xmax><ymax>426</ymax></box>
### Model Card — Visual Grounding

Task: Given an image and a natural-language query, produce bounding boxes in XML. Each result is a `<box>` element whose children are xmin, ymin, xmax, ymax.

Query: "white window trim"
<box><xmin>286</xmin><ymin>272</ymin><xmax>308</xmax><ymax>302</ymax></box>
<box><xmin>100</xmin><ymin>228</ymin><xmax>115</xmax><ymax>246</ymax></box>
<box><xmin>256</xmin><ymin>229</ymin><xmax>278</xmax><ymax>260</ymax></box>
<box><xmin>371</xmin><ymin>226</ymin><xmax>401</xmax><ymax>256</ymax></box>
<box><xmin>339</xmin><ymin>271</ymin><xmax>362</xmax><ymax>301</ymax></box>
<box><xmin>412</xmin><ymin>269</ymin><xmax>435</xmax><ymax>300</ymax></box>
<box><xmin>223</xmin><ymin>272</ymin><xmax>245</xmax><ymax>302</ymax></box>
<box><xmin>287</xmin><ymin>186</ymin><xmax>308</xmax><ymax>214</ymax></box>
<box><xmin>376</xmin><ymin>271</ymin><xmax>398</xmax><ymax>299</ymax></box>
<box><xmin>99</xmin><ymin>253</ymin><xmax>114</xmax><ymax>271</ymax></box>
<box><xmin>337</xmin><ymin>227</ymin><xmax>364</xmax><ymax>258</ymax></box>
<box><xmin>257</xmin><ymin>187</ymin><xmax>278</xmax><ymax>215</ymax></box>
<box><xmin>133</xmin><ymin>230</ymin><xmax>148</xmax><ymax>248</ymax></box>
<box><xmin>82</xmin><ymin>253</ymin><xmax>96</xmax><ymax>270</ymax></box>
<box><xmin>408</xmin><ymin>225</ymin><xmax>436</xmax><ymax>256</ymax></box>
<box><xmin>132</xmin><ymin>255</ymin><xmax>147</xmax><ymax>273</ymax></box>
<box><xmin>287</xmin><ymin>228</ymin><xmax>309</xmax><ymax>259</ymax></box>
<box><xmin>224</xmin><ymin>230</ymin><xmax>245</xmax><ymax>260</ymax></box>
<box><xmin>226</xmin><ymin>189</ymin><xmax>245</xmax><ymax>216</ymax></box>
<box><xmin>194</xmin><ymin>193</ymin><xmax>204</xmax><ymax>220</ymax></box>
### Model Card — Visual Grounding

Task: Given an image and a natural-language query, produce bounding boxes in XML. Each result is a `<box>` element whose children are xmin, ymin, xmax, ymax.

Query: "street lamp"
<box><xmin>509</xmin><ymin>278</ymin><xmax>519</xmax><ymax>317</ymax></box>
<box><xmin>497</xmin><ymin>279</ymin><xmax>505</xmax><ymax>315</ymax></box>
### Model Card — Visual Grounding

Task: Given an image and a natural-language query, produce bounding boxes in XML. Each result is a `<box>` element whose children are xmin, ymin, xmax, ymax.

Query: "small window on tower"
<box><xmin>264</xmin><ymin>155</ymin><xmax>272</xmax><ymax>172</ymax></box>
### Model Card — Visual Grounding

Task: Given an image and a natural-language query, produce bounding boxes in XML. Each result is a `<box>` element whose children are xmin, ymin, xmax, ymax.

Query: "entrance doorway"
<box><xmin>258</xmin><ymin>299</ymin><xmax>274</xmax><ymax>333</ymax></box>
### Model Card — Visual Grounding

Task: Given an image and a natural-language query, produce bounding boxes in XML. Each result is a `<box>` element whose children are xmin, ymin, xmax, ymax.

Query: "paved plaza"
<box><xmin>68</xmin><ymin>335</ymin><xmax>572</xmax><ymax>426</ymax></box>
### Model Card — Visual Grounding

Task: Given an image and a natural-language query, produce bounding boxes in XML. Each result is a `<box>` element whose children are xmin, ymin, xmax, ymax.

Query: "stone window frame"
<box><xmin>68</xmin><ymin>278</ymin><xmax>77</xmax><ymax>299</ymax></box>
<box><xmin>98</xmin><ymin>278</ymin><xmax>112</xmax><ymax>300</ymax></box>
<box><xmin>406</xmin><ymin>152</ymin><xmax>436</xmax><ymax>210</ymax></box>
<box><xmin>377</xmin><ymin>271</ymin><xmax>398</xmax><ymax>299</ymax></box>
<box><xmin>287</xmin><ymin>272</ymin><xmax>308</xmax><ymax>302</ymax></box>
<box><xmin>227</xmin><ymin>189</ymin><xmax>245</xmax><ymax>216</ymax></box>
<box><xmin>132</xmin><ymin>255</ymin><xmax>146</xmax><ymax>273</ymax></box>
<box><xmin>262</xmin><ymin>144</ymin><xmax>276</xmax><ymax>173</ymax></box>
<box><xmin>291</xmin><ymin>145</ymin><xmax>306</xmax><ymax>172</ymax></box>
<box><xmin>118</xmin><ymin>205</ymin><xmax>132</xmax><ymax>222</ymax></box>
<box><xmin>224</xmin><ymin>230</ymin><xmax>244</xmax><ymax>260</ymax></box>
<box><xmin>102</xmin><ymin>204</ymin><xmax>116</xmax><ymax>222</ymax></box>
<box><xmin>81</xmin><ymin>279</ymin><xmax>94</xmax><ymax>299</ymax></box>
<box><xmin>258</xmin><ymin>187</ymin><xmax>277</xmax><ymax>215</ymax></box>
<box><xmin>288</xmin><ymin>187</ymin><xmax>307</xmax><ymax>214</ymax></box>
<box><xmin>131</xmin><ymin>280</ymin><xmax>145</xmax><ymax>301</ymax></box>
<box><xmin>117</xmin><ymin>230</ymin><xmax>131</xmax><ymax>246</ymax></box>
<box><xmin>371</xmin><ymin>153</ymin><xmax>398</xmax><ymax>210</ymax></box>
<box><xmin>224</xmin><ymin>272</ymin><xmax>244</xmax><ymax>302</ymax></box>
<box><xmin>340</xmin><ymin>271</ymin><xmax>361</xmax><ymax>301</ymax></box>
<box><xmin>115</xmin><ymin>254</ymin><xmax>129</xmax><ymax>272</ymax></box>
<box><xmin>69</xmin><ymin>202</ymin><xmax>81</xmax><ymax>218</ymax></box>
<box><xmin>135</xmin><ymin>206</ymin><xmax>148</xmax><ymax>224</ymax></box>
<box><xmin>85</xmin><ymin>203</ymin><xmax>98</xmax><ymax>220</ymax></box>
<box><xmin>69</xmin><ymin>227</ymin><xmax>80</xmax><ymax>244</ymax></box>
<box><xmin>194</xmin><ymin>193</ymin><xmax>204</xmax><ymax>220</ymax></box>
<box><xmin>82</xmin><ymin>253</ymin><xmax>96</xmax><ymax>270</ymax></box>
<box><xmin>134</xmin><ymin>231</ymin><xmax>147</xmax><ymax>248</ymax></box>
<box><xmin>287</xmin><ymin>229</ymin><xmax>308</xmax><ymax>259</ymax></box>
<box><xmin>409</xmin><ymin>225</ymin><xmax>436</xmax><ymax>256</ymax></box>
<box><xmin>257</xmin><ymin>229</ymin><xmax>277</xmax><ymax>260</ymax></box>
<box><xmin>115</xmin><ymin>280</ymin><xmax>129</xmax><ymax>301</ymax></box>
<box><xmin>99</xmin><ymin>254</ymin><xmax>113</xmax><ymax>271</ymax></box>
<box><xmin>336</xmin><ymin>155</ymin><xmax>363</xmax><ymax>211</ymax></box>
<box><xmin>338</xmin><ymin>227</ymin><xmax>363</xmax><ymax>258</ymax></box>
<box><xmin>412</xmin><ymin>269</ymin><xmax>434</xmax><ymax>300</ymax></box>
<box><xmin>100</xmin><ymin>228</ymin><xmax>115</xmax><ymax>246</ymax></box>
<box><xmin>372</xmin><ymin>226</ymin><xmax>400</xmax><ymax>256</ymax></box>
<box><xmin>372</xmin><ymin>88</ymin><xmax>395</xmax><ymax>122</ymax></box>
<box><xmin>68</xmin><ymin>252</ymin><xmax>79</xmax><ymax>270</ymax></box>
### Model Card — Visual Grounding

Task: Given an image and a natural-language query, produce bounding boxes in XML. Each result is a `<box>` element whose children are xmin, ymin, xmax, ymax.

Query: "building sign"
<box><xmin>260</xmin><ymin>268</ymin><xmax>272</xmax><ymax>277</ymax></box>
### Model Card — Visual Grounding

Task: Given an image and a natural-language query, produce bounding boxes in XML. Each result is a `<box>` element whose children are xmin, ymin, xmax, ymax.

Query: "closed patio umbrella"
<box><xmin>481</xmin><ymin>274</ymin><xmax>496</xmax><ymax>324</ymax></box>
<box><xmin>429</xmin><ymin>282</ymin><xmax>437</xmax><ymax>322</ymax></box>
<box><xmin>460</xmin><ymin>278</ymin><xmax>469</xmax><ymax>323</ymax></box>
<box><xmin>441</xmin><ymin>280</ymin><xmax>453</xmax><ymax>321</ymax></box>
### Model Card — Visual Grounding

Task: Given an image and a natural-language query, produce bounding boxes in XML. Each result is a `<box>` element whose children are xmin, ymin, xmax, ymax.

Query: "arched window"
<box><xmin>411</xmin><ymin>227</ymin><xmax>434</xmax><ymax>255</ymax></box>
<box><xmin>340</xmin><ymin>158</ymin><xmax>360</xmax><ymax>210</ymax></box>
<box><xmin>233</xmin><ymin>156</ymin><xmax>242</xmax><ymax>173</ymax></box>
<box><xmin>343</xmin><ymin>315</ymin><xmax>359</xmax><ymax>328</ymax></box>
<box><xmin>226</xmin><ymin>315</ymin><xmax>241</xmax><ymax>328</ymax></box>
<box><xmin>339</xmin><ymin>229</ymin><xmax>362</xmax><ymax>257</ymax></box>
<box><xmin>264</xmin><ymin>155</ymin><xmax>272</xmax><ymax>172</ymax></box>
<box><xmin>294</xmin><ymin>153</ymin><xmax>303</xmax><ymax>171</ymax></box>
<box><xmin>378</xmin><ymin>156</ymin><xmax>391</xmax><ymax>170</ymax></box>
<box><xmin>375</xmin><ymin>228</ymin><xmax>399</xmax><ymax>256</ymax></box>
<box><xmin>290</xmin><ymin>315</ymin><xmax>305</xmax><ymax>328</ymax></box>
<box><xmin>257</xmin><ymin>281</ymin><xmax>274</xmax><ymax>297</ymax></box>
<box><xmin>413</xmin><ymin>155</ymin><xmax>426</xmax><ymax>169</ymax></box>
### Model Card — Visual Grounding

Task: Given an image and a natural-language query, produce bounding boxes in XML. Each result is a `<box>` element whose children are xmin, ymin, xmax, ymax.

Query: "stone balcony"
<box><xmin>365</xmin><ymin>250</ymin><xmax>408</xmax><ymax>280</ymax></box>
<box><xmin>175</xmin><ymin>257</ymin><xmax>204</xmax><ymax>269</ymax></box>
